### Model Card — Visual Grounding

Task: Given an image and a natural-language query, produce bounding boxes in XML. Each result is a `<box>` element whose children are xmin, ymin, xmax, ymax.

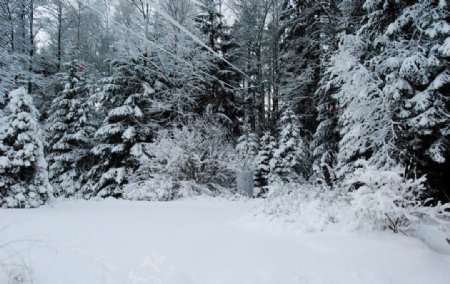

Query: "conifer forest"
<box><xmin>0</xmin><ymin>1</ymin><xmax>450</xmax><ymax>283</ymax></box>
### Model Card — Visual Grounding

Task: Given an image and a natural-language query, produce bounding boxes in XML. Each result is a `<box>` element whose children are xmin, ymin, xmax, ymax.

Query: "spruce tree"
<box><xmin>46</xmin><ymin>60</ymin><xmax>95</xmax><ymax>197</ymax></box>
<box><xmin>83</xmin><ymin>59</ymin><xmax>155</xmax><ymax>198</ymax></box>
<box><xmin>195</xmin><ymin>0</ymin><xmax>240</xmax><ymax>133</ymax></box>
<box><xmin>270</xmin><ymin>107</ymin><xmax>309</xmax><ymax>184</ymax></box>
<box><xmin>382</xmin><ymin>0</ymin><xmax>450</xmax><ymax>199</ymax></box>
<box><xmin>254</xmin><ymin>131</ymin><xmax>276</xmax><ymax>196</ymax></box>
<box><xmin>311</xmin><ymin>0</ymin><xmax>365</xmax><ymax>188</ymax></box>
<box><xmin>328</xmin><ymin>33</ymin><xmax>398</xmax><ymax>180</ymax></box>
<box><xmin>311</xmin><ymin>77</ymin><xmax>339</xmax><ymax>188</ymax></box>
<box><xmin>279</xmin><ymin>0</ymin><xmax>339</xmax><ymax>132</ymax></box>
<box><xmin>0</xmin><ymin>87</ymin><xmax>51</xmax><ymax>208</ymax></box>
<box><xmin>343</xmin><ymin>0</ymin><xmax>450</xmax><ymax>200</ymax></box>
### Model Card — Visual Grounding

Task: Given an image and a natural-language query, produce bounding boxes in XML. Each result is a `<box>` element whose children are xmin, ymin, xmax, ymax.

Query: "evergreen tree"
<box><xmin>270</xmin><ymin>107</ymin><xmax>309</xmax><ymax>184</ymax></box>
<box><xmin>0</xmin><ymin>87</ymin><xmax>51</xmax><ymax>208</ymax></box>
<box><xmin>381</xmin><ymin>0</ymin><xmax>450</xmax><ymax>200</ymax></box>
<box><xmin>195</xmin><ymin>0</ymin><xmax>223</xmax><ymax>52</ymax></box>
<box><xmin>195</xmin><ymin>0</ymin><xmax>241</xmax><ymax>133</ymax></box>
<box><xmin>46</xmin><ymin>60</ymin><xmax>95</xmax><ymax>197</ymax></box>
<box><xmin>84</xmin><ymin>58</ymin><xmax>156</xmax><ymax>198</ymax></box>
<box><xmin>327</xmin><ymin>33</ymin><xmax>398</xmax><ymax>180</ymax></box>
<box><xmin>230</xmin><ymin>0</ymin><xmax>272</xmax><ymax>132</ymax></box>
<box><xmin>336</xmin><ymin>0</ymin><xmax>450</xmax><ymax>200</ymax></box>
<box><xmin>311</xmin><ymin>74</ymin><xmax>339</xmax><ymax>188</ymax></box>
<box><xmin>279</xmin><ymin>0</ymin><xmax>339</xmax><ymax>132</ymax></box>
<box><xmin>311</xmin><ymin>0</ymin><xmax>365</xmax><ymax>188</ymax></box>
<box><xmin>254</xmin><ymin>131</ymin><xmax>276</xmax><ymax>196</ymax></box>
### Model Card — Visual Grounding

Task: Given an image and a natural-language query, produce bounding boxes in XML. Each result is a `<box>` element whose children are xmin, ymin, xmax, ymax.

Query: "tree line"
<box><xmin>0</xmin><ymin>0</ymin><xmax>449</xmax><ymax>208</ymax></box>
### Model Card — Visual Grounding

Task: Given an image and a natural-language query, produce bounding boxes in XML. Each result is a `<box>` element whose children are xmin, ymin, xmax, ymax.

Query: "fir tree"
<box><xmin>311</xmin><ymin>75</ymin><xmax>339</xmax><ymax>188</ymax></box>
<box><xmin>254</xmin><ymin>131</ymin><xmax>276</xmax><ymax>196</ymax></box>
<box><xmin>46</xmin><ymin>60</ymin><xmax>96</xmax><ymax>197</ymax></box>
<box><xmin>270</xmin><ymin>107</ymin><xmax>309</xmax><ymax>184</ymax></box>
<box><xmin>342</xmin><ymin>0</ymin><xmax>450</xmax><ymax>200</ymax></box>
<box><xmin>311</xmin><ymin>0</ymin><xmax>365</xmax><ymax>188</ymax></box>
<box><xmin>279</xmin><ymin>0</ymin><xmax>339</xmax><ymax>132</ymax></box>
<box><xmin>382</xmin><ymin>0</ymin><xmax>450</xmax><ymax>199</ymax></box>
<box><xmin>195</xmin><ymin>0</ymin><xmax>240</xmax><ymax>133</ymax></box>
<box><xmin>84</xmin><ymin>59</ymin><xmax>156</xmax><ymax>198</ymax></box>
<box><xmin>329</xmin><ymin>34</ymin><xmax>398</xmax><ymax>180</ymax></box>
<box><xmin>0</xmin><ymin>87</ymin><xmax>51</xmax><ymax>208</ymax></box>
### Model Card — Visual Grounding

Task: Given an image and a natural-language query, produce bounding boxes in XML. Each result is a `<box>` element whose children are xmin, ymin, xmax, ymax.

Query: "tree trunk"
<box><xmin>272</xmin><ymin>0</ymin><xmax>280</xmax><ymax>124</ymax></box>
<box><xmin>20</xmin><ymin>1</ymin><xmax>26</xmax><ymax>54</ymax></box>
<box><xmin>5</xmin><ymin>0</ymin><xmax>15</xmax><ymax>52</ymax></box>
<box><xmin>76</xmin><ymin>0</ymin><xmax>82</xmax><ymax>56</ymax></box>
<box><xmin>28</xmin><ymin>0</ymin><xmax>34</xmax><ymax>94</ymax></box>
<box><xmin>256</xmin><ymin>45</ymin><xmax>264</xmax><ymax>132</ymax></box>
<box><xmin>57</xmin><ymin>0</ymin><xmax>62</xmax><ymax>71</ymax></box>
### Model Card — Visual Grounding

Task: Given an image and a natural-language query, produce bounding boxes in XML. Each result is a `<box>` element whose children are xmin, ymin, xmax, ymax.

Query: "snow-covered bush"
<box><xmin>123</xmin><ymin>174</ymin><xmax>177</xmax><ymax>201</ymax></box>
<box><xmin>251</xmin><ymin>183</ymin><xmax>350</xmax><ymax>232</ymax></box>
<box><xmin>123</xmin><ymin>117</ymin><xmax>237</xmax><ymax>200</ymax></box>
<box><xmin>0</xmin><ymin>88</ymin><xmax>52</xmax><ymax>208</ymax></box>
<box><xmin>253</xmin><ymin>162</ymin><xmax>450</xmax><ymax>234</ymax></box>
<box><xmin>347</xmin><ymin>160</ymin><xmax>450</xmax><ymax>233</ymax></box>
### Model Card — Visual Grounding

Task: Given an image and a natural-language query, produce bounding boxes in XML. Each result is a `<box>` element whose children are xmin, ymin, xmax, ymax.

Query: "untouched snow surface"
<box><xmin>1</xmin><ymin>198</ymin><xmax>450</xmax><ymax>284</ymax></box>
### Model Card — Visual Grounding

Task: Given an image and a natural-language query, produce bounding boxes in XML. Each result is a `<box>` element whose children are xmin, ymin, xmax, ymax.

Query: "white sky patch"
<box><xmin>36</xmin><ymin>30</ymin><xmax>50</xmax><ymax>53</ymax></box>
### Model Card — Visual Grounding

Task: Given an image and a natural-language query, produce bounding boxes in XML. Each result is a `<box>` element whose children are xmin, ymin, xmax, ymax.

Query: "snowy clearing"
<box><xmin>1</xmin><ymin>198</ymin><xmax>450</xmax><ymax>284</ymax></box>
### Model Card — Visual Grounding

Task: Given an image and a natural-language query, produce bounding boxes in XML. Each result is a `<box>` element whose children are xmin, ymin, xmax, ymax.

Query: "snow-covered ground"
<box><xmin>1</xmin><ymin>198</ymin><xmax>450</xmax><ymax>284</ymax></box>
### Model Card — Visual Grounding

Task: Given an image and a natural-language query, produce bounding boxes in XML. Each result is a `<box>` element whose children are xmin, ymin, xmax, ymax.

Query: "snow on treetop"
<box><xmin>8</xmin><ymin>87</ymin><xmax>38</xmax><ymax>117</ymax></box>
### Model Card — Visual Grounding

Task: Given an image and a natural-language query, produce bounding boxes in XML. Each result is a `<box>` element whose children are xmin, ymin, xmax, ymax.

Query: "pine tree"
<box><xmin>254</xmin><ymin>131</ymin><xmax>276</xmax><ymax>196</ymax></box>
<box><xmin>0</xmin><ymin>87</ymin><xmax>51</xmax><ymax>208</ymax></box>
<box><xmin>46</xmin><ymin>60</ymin><xmax>95</xmax><ymax>197</ymax></box>
<box><xmin>270</xmin><ymin>107</ymin><xmax>309</xmax><ymax>184</ymax></box>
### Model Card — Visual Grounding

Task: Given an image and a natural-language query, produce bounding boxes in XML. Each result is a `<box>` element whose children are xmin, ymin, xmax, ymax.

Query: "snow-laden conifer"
<box><xmin>254</xmin><ymin>131</ymin><xmax>276</xmax><ymax>196</ymax></box>
<box><xmin>46</xmin><ymin>60</ymin><xmax>95</xmax><ymax>197</ymax></box>
<box><xmin>83</xmin><ymin>59</ymin><xmax>156</xmax><ymax>198</ymax></box>
<box><xmin>270</xmin><ymin>107</ymin><xmax>309</xmax><ymax>184</ymax></box>
<box><xmin>0</xmin><ymin>87</ymin><xmax>51</xmax><ymax>208</ymax></box>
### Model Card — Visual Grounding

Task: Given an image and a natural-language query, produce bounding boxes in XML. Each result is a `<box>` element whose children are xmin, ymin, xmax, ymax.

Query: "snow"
<box><xmin>439</xmin><ymin>37</ymin><xmax>450</xmax><ymax>57</ymax></box>
<box><xmin>122</xmin><ymin>127</ymin><xmax>136</xmax><ymax>141</ymax></box>
<box><xmin>1</xmin><ymin>198</ymin><xmax>450</xmax><ymax>284</ymax></box>
<box><xmin>108</xmin><ymin>106</ymin><xmax>135</xmax><ymax>119</ymax></box>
